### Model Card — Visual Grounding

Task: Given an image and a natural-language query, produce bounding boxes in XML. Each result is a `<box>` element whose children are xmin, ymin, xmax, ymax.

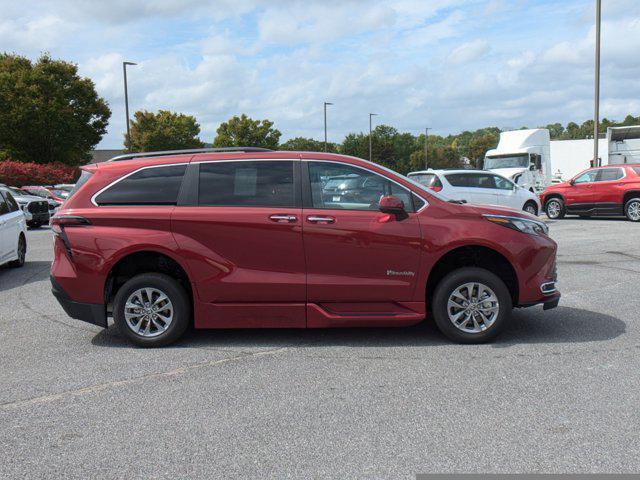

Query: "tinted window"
<box><xmin>0</xmin><ymin>196</ymin><xmax>8</xmax><ymax>215</ymax></box>
<box><xmin>573</xmin><ymin>170</ymin><xmax>597</xmax><ymax>184</ymax></box>
<box><xmin>2</xmin><ymin>191</ymin><xmax>19</xmax><ymax>212</ymax></box>
<box><xmin>199</xmin><ymin>161</ymin><xmax>295</xmax><ymax>207</ymax></box>
<box><xmin>633</xmin><ymin>167</ymin><xmax>640</xmax><ymax>176</ymax></box>
<box><xmin>597</xmin><ymin>168</ymin><xmax>624</xmax><ymax>182</ymax></box>
<box><xmin>95</xmin><ymin>164</ymin><xmax>187</xmax><ymax>206</ymax></box>
<box><xmin>446</xmin><ymin>173</ymin><xmax>497</xmax><ymax>189</ymax></box>
<box><xmin>309</xmin><ymin>162</ymin><xmax>413</xmax><ymax>211</ymax></box>
<box><xmin>66</xmin><ymin>171</ymin><xmax>92</xmax><ymax>200</ymax></box>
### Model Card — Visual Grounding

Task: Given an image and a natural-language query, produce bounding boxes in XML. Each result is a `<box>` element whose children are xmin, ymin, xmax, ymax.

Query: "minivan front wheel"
<box><xmin>113</xmin><ymin>273</ymin><xmax>190</xmax><ymax>347</ymax></box>
<box><xmin>432</xmin><ymin>267</ymin><xmax>512</xmax><ymax>343</ymax></box>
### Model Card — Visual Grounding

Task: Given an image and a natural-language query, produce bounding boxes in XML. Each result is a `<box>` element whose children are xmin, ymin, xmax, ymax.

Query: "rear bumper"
<box><xmin>51</xmin><ymin>275</ymin><xmax>107</xmax><ymax>328</ymax></box>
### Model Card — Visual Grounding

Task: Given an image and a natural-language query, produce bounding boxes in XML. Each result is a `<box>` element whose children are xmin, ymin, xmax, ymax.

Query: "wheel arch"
<box><xmin>622</xmin><ymin>190</ymin><xmax>640</xmax><ymax>208</ymax></box>
<box><xmin>104</xmin><ymin>249</ymin><xmax>193</xmax><ymax>310</ymax></box>
<box><xmin>425</xmin><ymin>245</ymin><xmax>519</xmax><ymax>310</ymax></box>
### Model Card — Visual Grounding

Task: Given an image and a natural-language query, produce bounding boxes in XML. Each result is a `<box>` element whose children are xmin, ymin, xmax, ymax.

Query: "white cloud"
<box><xmin>448</xmin><ymin>39</ymin><xmax>490</xmax><ymax>64</ymax></box>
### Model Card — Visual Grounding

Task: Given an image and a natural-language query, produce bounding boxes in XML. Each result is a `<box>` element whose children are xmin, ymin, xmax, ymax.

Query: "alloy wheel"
<box><xmin>546</xmin><ymin>200</ymin><xmax>561</xmax><ymax>219</ymax></box>
<box><xmin>524</xmin><ymin>204</ymin><xmax>537</xmax><ymax>215</ymax></box>
<box><xmin>124</xmin><ymin>287</ymin><xmax>174</xmax><ymax>337</ymax></box>
<box><xmin>447</xmin><ymin>282</ymin><xmax>500</xmax><ymax>334</ymax></box>
<box><xmin>627</xmin><ymin>201</ymin><xmax>640</xmax><ymax>221</ymax></box>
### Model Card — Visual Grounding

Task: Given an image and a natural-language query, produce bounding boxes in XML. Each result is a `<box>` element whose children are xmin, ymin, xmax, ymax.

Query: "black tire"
<box><xmin>545</xmin><ymin>198</ymin><xmax>565</xmax><ymax>219</ymax></box>
<box><xmin>432</xmin><ymin>267</ymin><xmax>512</xmax><ymax>344</ymax></box>
<box><xmin>8</xmin><ymin>234</ymin><xmax>26</xmax><ymax>268</ymax></box>
<box><xmin>523</xmin><ymin>201</ymin><xmax>538</xmax><ymax>216</ymax></box>
<box><xmin>624</xmin><ymin>197</ymin><xmax>640</xmax><ymax>222</ymax></box>
<box><xmin>113</xmin><ymin>273</ymin><xmax>191</xmax><ymax>347</ymax></box>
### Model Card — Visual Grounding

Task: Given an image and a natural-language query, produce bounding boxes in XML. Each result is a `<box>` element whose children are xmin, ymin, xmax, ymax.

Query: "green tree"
<box><xmin>279</xmin><ymin>137</ymin><xmax>337</xmax><ymax>152</ymax></box>
<box><xmin>127</xmin><ymin>110</ymin><xmax>204</xmax><ymax>152</ymax></box>
<box><xmin>213</xmin><ymin>114</ymin><xmax>281</xmax><ymax>149</ymax></box>
<box><xmin>0</xmin><ymin>53</ymin><xmax>111</xmax><ymax>165</ymax></box>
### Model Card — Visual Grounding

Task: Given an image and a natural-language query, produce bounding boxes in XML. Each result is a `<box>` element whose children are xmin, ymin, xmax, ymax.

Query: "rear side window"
<box><xmin>95</xmin><ymin>164</ymin><xmax>187</xmax><ymax>206</ymax></box>
<box><xmin>409</xmin><ymin>173</ymin><xmax>442</xmax><ymax>189</ymax></box>
<box><xmin>0</xmin><ymin>194</ymin><xmax>8</xmax><ymax>215</ymax></box>
<box><xmin>198</xmin><ymin>161</ymin><xmax>295</xmax><ymax>207</ymax></box>
<box><xmin>444</xmin><ymin>174</ymin><xmax>469</xmax><ymax>187</ymax></box>
<box><xmin>596</xmin><ymin>168</ymin><xmax>624</xmax><ymax>182</ymax></box>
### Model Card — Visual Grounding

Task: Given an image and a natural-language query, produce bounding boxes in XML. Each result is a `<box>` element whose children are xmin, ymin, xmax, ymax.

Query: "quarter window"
<box><xmin>1</xmin><ymin>191</ymin><xmax>19</xmax><ymax>212</ymax></box>
<box><xmin>198</xmin><ymin>161</ymin><xmax>295</xmax><ymax>207</ymax></box>
<box><xmin>95</xmin><ymin>164</ymin><xmax>187</xmax><ymax>206</ymax></box>
<box><xmin>596</xmin><ymin>168</ymin><xmax>624</xmax><ymax>182</ymax></box>
<box><xmin>446</xmin><ymin>173</ymin><xmax>498</xmax><ymax>189</ymax></box>
<box><xmin>308</xmin><ymin>162</ymin><xmax>414</xmax><ymax>211</ymax></box>
<box><xmin>0</xmin><ymin>195</ymin><xmax>8</xmax><ymax>215</ymax></box>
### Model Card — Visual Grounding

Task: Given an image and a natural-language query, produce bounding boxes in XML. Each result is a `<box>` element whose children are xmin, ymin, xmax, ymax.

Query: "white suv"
<box><xmin>0</xmin><ymin>187</ymin><xmax>27</xmax><ymax>268</ymax></box>
<box><xmin>408</xmin><ymin>169</ymin><xmax>541</xmax><ymax>215</ymax></box>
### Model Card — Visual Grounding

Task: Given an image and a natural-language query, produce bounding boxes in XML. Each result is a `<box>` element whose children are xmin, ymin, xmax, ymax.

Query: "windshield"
<box><xmin>6</xmin><ymin>187</ymin><xmax>25</xmax><ymax>196</ymax></box>
<box><xmin>484</xmin><ymin>154</ymin><xmax>529</xmax><ymax>169</ymax></box>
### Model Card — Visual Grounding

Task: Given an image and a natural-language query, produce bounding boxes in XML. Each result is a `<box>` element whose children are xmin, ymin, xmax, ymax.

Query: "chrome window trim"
<box><xmin>91</xmin><ymin>162</ymin><xmax>190</xmax><ymax>207</ymax></box>
<box><xmin>304</xmin><ymin>159</ymin><xmax>429</xmax><ymax>212</ymax></box>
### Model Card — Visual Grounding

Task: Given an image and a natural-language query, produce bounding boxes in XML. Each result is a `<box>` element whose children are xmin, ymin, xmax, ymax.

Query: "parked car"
<box><xmin>0</xmin><ymin>185</ymin><xmax>50</xmax><ymax>228</ymax></box>
<box><xmin>19</xmin><ymin>186</ymin><xmax>61</xmax><ymax>214</ymax></box>
<box><xmin>408</xmin><ymin>169</ymin><xmax>541</xmax><ymax>215</ymax></box>
<box><xmin>0</xmin><ymin>186</ymin><xmax>27</xmax><ymax>267</ymax></box>
<box><xmin>54</xmin><ymin>184</ymin><xmax>75</xmax><ymax>193</ymax></box>
<box><xmin>51</xmin><ymin>149</ymin><xmax>559</xmax><ymax>347</ymax></box>
<box><xmin>540</xmin><ymin>164</ymin><xmax>640</xmax><ymax>221</ymax></box>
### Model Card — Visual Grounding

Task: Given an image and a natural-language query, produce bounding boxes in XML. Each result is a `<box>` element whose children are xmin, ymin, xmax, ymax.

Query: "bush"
<box><xmin>0</xmin><ymin>160</ymin><xmax>79</xmax><ymax>186</ymax></box>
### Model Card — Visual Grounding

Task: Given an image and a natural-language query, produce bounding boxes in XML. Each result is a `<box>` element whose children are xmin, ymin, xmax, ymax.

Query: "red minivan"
<box><xmin>51</xmin><ymin>148</ymin><xmax>559</xmax><ymax>346</ymax></box>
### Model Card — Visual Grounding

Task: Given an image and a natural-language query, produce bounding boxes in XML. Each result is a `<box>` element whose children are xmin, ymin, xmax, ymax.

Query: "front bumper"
<box><xmin>51</xmin><ymin>275</ymin><xmax>107</xmax><ymax>328</ymax></box>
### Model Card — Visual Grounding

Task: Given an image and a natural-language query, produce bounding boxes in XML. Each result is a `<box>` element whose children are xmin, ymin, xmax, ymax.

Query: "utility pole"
<box><xmin>593</xmin><ymin>0</ymin><xmax>602</xmax><ymax>167</ymax></box>
<box><xmin>323</xmin><ymin>102</ymin><xmax>333</xmax><ymax>152</ymax></box>
<box><xmin>424</xmin><ymin>127</ymin><xmax>431</xmax><ymax>169</ymax></box>
<box><xmin>123</xmin><ymin>61</ymin><xmax>137</xmax><ymax>151</ymax></box>
<box><xmin>369</xmin><ymin>113</ymin><xmax>378</xmax><ymax>162</ymax></box>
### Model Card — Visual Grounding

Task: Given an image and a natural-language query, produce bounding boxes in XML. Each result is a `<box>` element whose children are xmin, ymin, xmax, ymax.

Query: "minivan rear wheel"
<box><xmin>432</xmin><ymin>267</ymin><xmax>512</xmax><ymax>343</ymax></box>
<box><xmin>113</xmin><ymin>273</ymin><xmax>190</xmax><ymax>347</ymax></box>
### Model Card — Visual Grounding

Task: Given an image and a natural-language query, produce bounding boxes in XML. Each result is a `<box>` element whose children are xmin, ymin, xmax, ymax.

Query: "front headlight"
<box><xmin>484</xmin><ymin>214</ymin><xmax>549</xmax><ymax>236</ymax></box>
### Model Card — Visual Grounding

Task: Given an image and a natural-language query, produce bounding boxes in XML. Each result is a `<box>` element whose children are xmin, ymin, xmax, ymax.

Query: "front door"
<box><xmin>301</xmin><ymin>161</ymin><xmax>423</xmax><ymax>327</ymax></box>
<box><xmin>566</xmin><ymin>169</ymin><xmax>597</xmax><ymax>213</ymax></box>
<box><xmin>171</xmin><ymin>159</ymin><xmax>306</xmax><ymax>328</ymax></box>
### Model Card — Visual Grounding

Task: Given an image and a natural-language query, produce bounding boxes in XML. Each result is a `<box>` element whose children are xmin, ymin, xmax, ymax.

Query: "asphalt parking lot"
<box><xmin>1</xmin><ymin>218</ymin><xmax>639</xmax><ymax>478</ymax></box>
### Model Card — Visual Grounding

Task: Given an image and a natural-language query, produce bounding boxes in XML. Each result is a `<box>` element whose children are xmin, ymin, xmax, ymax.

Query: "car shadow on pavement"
<box><xmin>91</xmin><ymin>305</ymin><xmax>625</xmax><ymax>349</ymax></box>
<box><xmin>0</xmin><ymin>260</ymin><xmax>51</xmax><ymax>293</ymax></box>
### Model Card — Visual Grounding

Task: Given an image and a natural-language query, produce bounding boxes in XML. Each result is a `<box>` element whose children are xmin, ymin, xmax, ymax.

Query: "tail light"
<box><xmin>51</xmin><ymin>215</ymin><xmax>91</xmax><ymax>259</ymax></box>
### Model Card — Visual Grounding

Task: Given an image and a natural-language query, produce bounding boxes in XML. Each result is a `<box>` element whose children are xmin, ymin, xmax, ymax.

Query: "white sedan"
<box><xmin>407</xmin><ymin>169</ymin><xmax>541</xmax><ymax>215</ymax></box>
<box><xmin>0</xmin><ymin>187</ymin><xmax>27</xmax><ymax>268</ymax></box>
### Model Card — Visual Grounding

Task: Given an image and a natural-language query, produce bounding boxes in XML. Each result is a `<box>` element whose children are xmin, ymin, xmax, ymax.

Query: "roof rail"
<box><xmin>108</xmin><ymin>147</ymin><xmax>273</xmax><ymax>162</ymax></box>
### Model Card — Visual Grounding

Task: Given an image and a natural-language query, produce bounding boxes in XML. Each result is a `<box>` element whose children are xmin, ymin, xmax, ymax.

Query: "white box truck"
<box><xmin>484</xmin><ymin>128</ymin><xmax>551</xmax><ymax>193</ymax></box>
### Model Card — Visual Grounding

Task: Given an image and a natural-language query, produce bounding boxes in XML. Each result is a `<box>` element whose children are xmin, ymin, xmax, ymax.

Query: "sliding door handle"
<box><xmin>269</xmin><ymin>214</ymin><xmax>298</xmax><ymax>223</ymax></box>
<box><xmin>307</xmin><ymin>216</ymin><xmax>335</xmax><ymax>224</ymax></box>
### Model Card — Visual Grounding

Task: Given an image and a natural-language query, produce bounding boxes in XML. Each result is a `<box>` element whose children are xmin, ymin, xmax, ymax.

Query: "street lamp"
<box><xmin>123</xmin><ymin>61</ymin><xmax>137</xmax><ymax>151</ymax></box>
<box><xmin>369</xmin><ymin>113</ymin><xmax>378</xmax><ymax>162</ymax></box>
<box><xmin>323</xmin><ymin>102</ymin><xmax>333</xmax><ymax>152</ymax></box>
<box><xmin>593</xmin><ymin>0</ymin><xmax>602</xmax><ymax>167</ymax></box>
<box><xmin>424</xmin><ymin>127</ymin><xmax>431</xmax><ymax>169</ymax></box>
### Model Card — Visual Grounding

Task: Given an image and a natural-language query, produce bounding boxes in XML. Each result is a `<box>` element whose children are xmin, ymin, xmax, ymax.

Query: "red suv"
<box><xmin>541</xmin><ymin>164</ymin><xmax>640</xmax><ymax>221</ymax></box>
<box><xmin>51</xmin><ymin>149</ymin><xmax>559</xmax><ymax>346</ymax></box>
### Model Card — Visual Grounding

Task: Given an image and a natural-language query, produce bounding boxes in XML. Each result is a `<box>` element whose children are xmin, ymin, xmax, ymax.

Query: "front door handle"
<box><xmin>269</xmin><ymin>214</ymin><xmax>298</xmax><ymax>223</ymax></box>
<box><xmin>307</xmin><ymin>216</ymin><xmax>335</xmax><ymax>224</ymax></box>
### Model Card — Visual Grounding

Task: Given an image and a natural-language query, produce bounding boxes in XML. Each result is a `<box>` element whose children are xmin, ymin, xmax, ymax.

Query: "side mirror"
<box><xmin>569</xmin><ymin>179</ymin><xmax>575</xmax><ymax>186</ymax></box>
<box><xmin>379</xmin><ymin>195</ymin><xmax>406</xmax><ymax>215</ymax></box>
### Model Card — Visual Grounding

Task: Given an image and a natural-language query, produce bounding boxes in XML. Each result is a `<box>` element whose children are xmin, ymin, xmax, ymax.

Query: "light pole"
<box><xmin>323</xmin><ymin>102</ymin><xmax>333</xmax><ymax>152</ymax></box>
<box><xmin>593</xmin><ymin>0</ymin><xmax>602</xmax><ymax>167</ymax></box>
<box><xmin>123</xmin><ymin>61</ymin><xmax>137</xmax><ymax>151</ymax></box>
<box><xmin>424</xmin><ymin>127</ymin><xmax>431</xmax><ymax>169</ymax></box>
<box><xmin>369</xmin><ymin>113</ymin><xmax>378</xmax><ymax>162</ymax></box>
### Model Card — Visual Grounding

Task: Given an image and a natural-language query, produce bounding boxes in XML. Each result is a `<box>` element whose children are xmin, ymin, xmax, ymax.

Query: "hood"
<box><xmin>544</xmin><ymin>180</ymin><xmax>571</xmax><ymax>191</ymax></box>
<box><xmin>487</xmin><ymin>167</ymin><xmax>527</xmax><ymax>179</ymax></box>
<box><xmin>465</xmin><ymin>202</ymin><xmax>539</xmax><ymax>221</ymax></box>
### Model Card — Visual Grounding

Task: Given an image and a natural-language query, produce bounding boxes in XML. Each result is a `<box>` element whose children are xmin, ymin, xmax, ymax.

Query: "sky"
<box><xmin>1</xmin><ymin>0</ymin><xmax>639</xmax><ymax>149</ymax></box>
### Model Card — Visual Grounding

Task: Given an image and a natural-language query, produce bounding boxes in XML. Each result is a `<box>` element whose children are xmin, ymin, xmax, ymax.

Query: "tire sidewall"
<box><xmin>432</xmin><ymin>267</ymin><xmax>512</xmax><ymax>344</ymax></box>
<box><xmin>624</xmin><ymin>198</ymin><xmax>640</xmax><ymax>222</ymax></box>
<box><xmin>523</xmin><ymin>201</ymin><xmax>538</xmax><ymax>216</ymax></box>
<box><xmin>113</xmin><ymin>273</ymin><xmax>190</xmax><ymax>347</ymax></box>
